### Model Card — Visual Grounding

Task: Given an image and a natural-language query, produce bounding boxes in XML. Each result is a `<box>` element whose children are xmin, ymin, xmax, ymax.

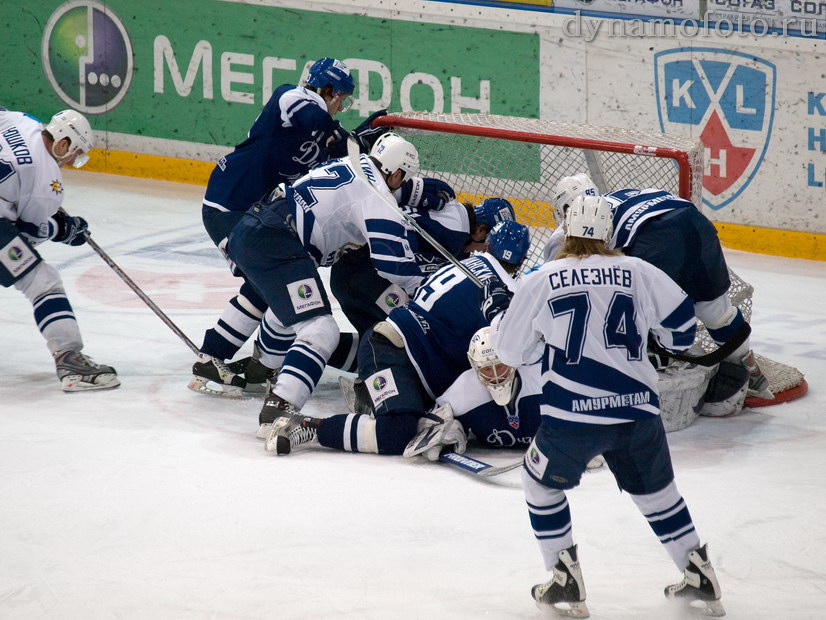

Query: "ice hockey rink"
<box><xmin>2</xmin><ymin>170</ymin><xmax>824</xmax><ymax>619</ymax></box>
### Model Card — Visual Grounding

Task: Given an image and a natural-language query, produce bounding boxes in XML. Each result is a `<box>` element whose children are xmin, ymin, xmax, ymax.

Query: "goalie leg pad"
<box><xmin>657</xmin><ymin>361</ymin><xmax>717</xmax><ymax>432</ymax></box>
<box><xmin>700</xmin><ymin>360</ymin><xmax>749</xmax><ymax>417</ymax></box>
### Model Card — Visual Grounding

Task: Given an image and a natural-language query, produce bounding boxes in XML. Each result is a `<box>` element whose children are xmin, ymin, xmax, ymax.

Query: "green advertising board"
<box><xmin>0</xmin><ymin>1</ymin><xmax>539</xmax><ymax>151</ymax></box>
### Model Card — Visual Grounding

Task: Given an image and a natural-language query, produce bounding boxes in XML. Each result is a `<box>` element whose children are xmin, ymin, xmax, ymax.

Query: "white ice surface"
<box><xmin>1</xmin><ymin>170</ymin><xmax>825</xmax><ymax>619</ymax></box>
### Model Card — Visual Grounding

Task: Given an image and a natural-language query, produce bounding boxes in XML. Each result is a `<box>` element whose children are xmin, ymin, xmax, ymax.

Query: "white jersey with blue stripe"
<box><xmin>0</xmin><ymin>111</ymin><xmax>63</xmax><ymax>245</ymax></box>
<box><xmin>491</xmin><ymin>254</ymin><xmax>696</xmax><ymax>425</ymax></box>
<box><xmin>286</xmin><ymin>154</ymin><xmax>423</xmax><ymax>294</ymax></box>
<box><xmin>604</xmin><ymin>188</ymin><xmax>694</xmax><ymax>250</ymax></box>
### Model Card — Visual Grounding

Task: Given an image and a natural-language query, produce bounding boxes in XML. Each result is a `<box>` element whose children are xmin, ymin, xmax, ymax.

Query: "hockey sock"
<box><xmin>256</xmin><ymin>309</ymin><xmax>296</xmax><ymax>369</ymax></box>
<box><xmin>33</xmin><ymin>291</ymin><xmax>83</xmax><ymax>354</ymax></box>
<box><xmin>200</xmin><ymin>284</ymin><xmax>266</xmax><ymax>360</ymax></box>
<box><xmin>521</xmin><ymin>469</ymin><xmax>574</xmax><ymax>571</ymax></box>
<box><xmin>630</xmin><ymin>480</ymin><xmax>701</xmax><ymax>571</ymax></box>
<box><xmin>317</xmin><ymin>413</ymin><xmax>378</xmax><ymax>453</ymax></box>
<box><xmin>327</xmin><ymin>331</ymin><xmax>359</xmax><ymax>373</ymax></box>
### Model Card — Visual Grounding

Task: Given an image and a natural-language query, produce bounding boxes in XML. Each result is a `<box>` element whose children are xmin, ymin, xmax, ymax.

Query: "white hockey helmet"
<box><xmin>553</xmin><ymin>173</ymin><xmax>598</xmax><ymax>226</ymax></box>
<box><xmin>369</xmin><ymin>132</ymin><xmax>419</xmax><ymax>177</ymax></box>
<box><xmin>45</xmin><ymin>109</ymin><xmax>94</xmax><ymax>168</ymax></box>
<box><xmin>467</xmin><ymin>326</ymin><xmax>516</xmax><ymax>406</ymax></box>
<box><xmin>565</xmin><ymin>195</ymin><xmax>614</xmax><ymax>242</ymax></box>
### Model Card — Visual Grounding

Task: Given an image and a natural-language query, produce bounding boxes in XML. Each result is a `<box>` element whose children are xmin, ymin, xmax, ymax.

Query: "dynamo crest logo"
<box><xmin>654</xmin><ymin>48</ymin><xmax>776</xmax><ymax>210</ymax></box>
<box><xmin>42</xmin><ymin>1</ymin><xmax>133</xmax><ymax>114</ymax></box>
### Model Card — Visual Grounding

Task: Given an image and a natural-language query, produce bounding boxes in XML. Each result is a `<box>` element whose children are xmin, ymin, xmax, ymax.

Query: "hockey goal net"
<box><xmin>377</xmin><ymin>112</ymin><xmax>806</xmax><ymax>409</ymax></box>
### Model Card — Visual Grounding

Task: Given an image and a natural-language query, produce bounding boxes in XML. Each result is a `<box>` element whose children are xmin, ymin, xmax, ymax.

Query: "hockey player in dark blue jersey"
<box><xmin>190</xmin><ymin>57</ymin><xmax>387</xmax><ymax>397</ymax></box>
<box><xmin>330</xmin><ymin>194</ymin><xmax>515</xmax><ymax>335</ymax></box>
<box><xmin>492</xmin><ymin>195</ymin><xmax>724</xmax><ymax>618</ymax></box>
<box><xmin>549</xmin><ymin>172</ymin><xmax>772</xmax><ymax>406</ymax></box>
<box><xmin>263</xmin><ymin>219</ymin><xmax>531</xmax><ymax>456</ymax></box>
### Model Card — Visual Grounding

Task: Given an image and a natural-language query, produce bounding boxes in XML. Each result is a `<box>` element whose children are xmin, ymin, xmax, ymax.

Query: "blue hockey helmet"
<box><xmin>474</xmin><ymin>197</ymin><xmax>515</xmax><ymax>230</ymax></box>
<box><xmin>487</xmin><ymin>219</ymin><xmax>530</xmax><ymax>266</ymax></box>
<box><xmin>306</xmin><ymin>57</ymin><xmax>355</xmax><ymax>96</ymax></box>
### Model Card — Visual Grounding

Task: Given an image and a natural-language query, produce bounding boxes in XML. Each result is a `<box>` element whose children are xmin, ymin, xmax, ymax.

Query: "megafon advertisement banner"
<box><xmin>3</xmin><ymin>0</ymin><xmax>540</xmax><ymax>149</ymax></box>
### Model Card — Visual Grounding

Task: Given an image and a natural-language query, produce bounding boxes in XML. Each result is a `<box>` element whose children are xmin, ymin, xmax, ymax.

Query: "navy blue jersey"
<box><xmin>387</xmin><ymin>252</ymin><xmax>518</xmax><ymax>398</ymax></box>
<box><xmin>203</xmin><ymin>84</ymin><xmax>339</xmax><ymax>213</ymax></box>
<box><xmin>604</xmin><ymin>189</ymin><xmax>694</xmax><ymax>250</ymax></box>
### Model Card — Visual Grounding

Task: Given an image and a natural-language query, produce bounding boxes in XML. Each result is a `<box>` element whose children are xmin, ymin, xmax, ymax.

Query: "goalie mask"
<box><xmin>553</xmin><ymin>173</ymin><xmax>598</xmax><ymax>227</ymax></box>
<box><xmin>468</xmin><ymin>326</ymin><xmax>516</xmax><ymax>406</ymax></box>
<box><xmin>45</xmin><ymin>109</ymin><xmax>93</xmax><ymax>168</ymax></box>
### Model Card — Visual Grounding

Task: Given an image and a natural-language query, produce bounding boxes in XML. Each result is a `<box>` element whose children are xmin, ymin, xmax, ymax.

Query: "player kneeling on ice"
<box><xmin>0</xmin><ymin>108</ymin><xmax>118</xmax><ymax>392</ymax></box>
<box><xmin>491</xmin><ymin>195</ymin><xmax>725</xmax><ymax>617</ymax></box>
<box><xmin>264</xmin><ymin>220</ymin><xmax>530</xmax><ymax>456</ymax></box>
<box><xmin>547</xmin><ymin>172</ymin><xmax>772</xmax><ymax>410</ymax></box>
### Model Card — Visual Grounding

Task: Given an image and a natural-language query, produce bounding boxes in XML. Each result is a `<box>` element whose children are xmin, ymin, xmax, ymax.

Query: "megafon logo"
<box><xmin>42</xmin><ymin>1</ymin><xmax>133</xmax><ymax>114</ymax></box>
<box><xmin>654</xmin><ymin>48</ymin><xmax>776</xmax><ymax>210</ymax></box>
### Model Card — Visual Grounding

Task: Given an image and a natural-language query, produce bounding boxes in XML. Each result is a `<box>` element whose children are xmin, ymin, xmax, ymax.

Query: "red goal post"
<box><xmin>375</xmin><ymin>112</ymin><xmax>806</xmax><ymax>409</ymax></box>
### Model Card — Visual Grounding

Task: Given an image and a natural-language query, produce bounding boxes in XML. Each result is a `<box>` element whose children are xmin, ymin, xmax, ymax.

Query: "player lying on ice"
<box><xmin>260</xmin><ymin>219</ymin><xmax>530</xmax><ymax>456</ymax></box>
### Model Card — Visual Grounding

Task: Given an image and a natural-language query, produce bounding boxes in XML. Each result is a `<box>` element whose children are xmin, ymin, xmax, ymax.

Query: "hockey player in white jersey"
<box><xmin>549</xmin><ymin>172</ymin><xmax>772</xmax><ymax>411</ymax></box>
<box><xmin>224</xmin><ymin>132</ymin><xmax>425</xmax><ymax>439</ymax></box>
<box><xmin>0</xmin><ymin>108</ymin><xmax>118</xmax><ymax>391</ymax></box>
<box><xmin>263</xmin><ymin>220</ymin><xmax>530</xmax><ymax>456</ymax></box>
<box><xmin>190</xmin><ymin>57</ymin><xmax>387</xmax><ymax>396</ymax></box>
<box><xmin>489</xmin><ymin>195</ymin><xmax>724</xmax><ymax>617</ymax></box>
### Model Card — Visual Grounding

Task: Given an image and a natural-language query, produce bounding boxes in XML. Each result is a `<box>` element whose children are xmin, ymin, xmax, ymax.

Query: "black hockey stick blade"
<box><xmin>649</xmin><ymin>321</ymin><xmax>751</xmax><ymax>368</ymax></box>
<box><xmin>438</xmin><ymin>451</ymin><xmax>523</xmax><ymax>478</ymax></box>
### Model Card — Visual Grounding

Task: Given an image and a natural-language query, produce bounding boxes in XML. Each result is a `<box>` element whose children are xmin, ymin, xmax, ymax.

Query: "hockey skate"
<box><xmin>188</xmin><ymin>354</ymin><xmax>246</xmax><ymax>397</ymax></box>
<box><xmin>265</xmin><ymin>412</ymin><xmax>321</xmax><ymax>455</ymax></box>
<box><xmin>531</xmin><ymin>544</ymin><xmax>589</xmax><ymax>618</ymax></box>
<box><xmin>338</xmin><ymin>376</ymin><xmax>374</xmax><ymax>414</ymax></box>
<box><xmin>54</xmin><ymin>350</ymin><xmax>120</xmax><ymax>392</ymax></box>
<box><xmin>664</xmin><ymin>544</ymin><xmax>725</xmax><ymax>617</ymax></box>
<box><xmin>740</xmin><ymin>350</ymin><xmax>774</xmax><ymax>401</ymax></box>
<box><xmin>257</xmin><ymin>393</ymin><xmax>298</xmax><ymax>439</ymax></box>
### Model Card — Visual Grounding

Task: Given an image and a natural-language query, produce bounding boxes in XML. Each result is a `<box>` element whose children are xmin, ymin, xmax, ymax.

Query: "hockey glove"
<box><xmin>318</xmin><ymin>120</ymin><xmax>350</xmax><ymax>159</ymax></box>
<box><xmin>51</xmin><ymin>211</ymin><xmax>89</xmax><ymax>246</ymax></box>
<box><xmin>217</xmin><ymin>237</ymin><xmax>242</xmax><ymax>278</ymax></box>
<box><xmin>398</xmin><ymin>177</ymin><xmax>455</xmax><ymax>211</ymax></box>
<box><xmin>480</xmin><ymin>276</ymin><xmax>512</xmax><ymax>323</ymax></box>
<box><xmin>403</xmin><ymin>403</ymin><xmax>467</xmax><ymax>461</ymax></box>
<box><xmin>352</xmin><ymin>109</ymin><xmax>389</xmax><ymax>153</ymax></box>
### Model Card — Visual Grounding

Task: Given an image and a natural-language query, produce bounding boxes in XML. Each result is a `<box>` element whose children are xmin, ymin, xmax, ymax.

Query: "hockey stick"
<box><xmin>648</xmin><ymin>321</ymin><xmax>751</xmax><ymax>368</ymax></box>
<box><xmin>346</xmin><ymin>136</ymin><xmax>484</xmax><ymax>288</ymax></box>
<box><xmin>438</xmin><ymin>451</ymin><xmax>523</xmax><ymax>478</ymax></box>
<box><xmin>84</xmin><ymin>233</ymin><xmax>200</xmax><ymax>356</ymax></box>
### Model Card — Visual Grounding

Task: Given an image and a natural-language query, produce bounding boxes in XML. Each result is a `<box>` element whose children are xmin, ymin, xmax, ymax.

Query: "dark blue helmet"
<box><xmin>474</xmin><ymin>197</ymin><xmax>515</xmax><ymax>229</ymax></box>
<box><xmin>306</xmin><ymin>58</ymin><xmax>355</xmax><ymax>95</ymax></box>
<box><xmin>487</xmin><ymin>220</ymin><xmax>530</xmax><ymax>265</ymax></box>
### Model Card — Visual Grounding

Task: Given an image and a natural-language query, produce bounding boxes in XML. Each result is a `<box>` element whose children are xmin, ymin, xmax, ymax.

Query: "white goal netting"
<box><xmin>381</xmin><ymin>113</ymin><xmax>806</xmax><ymax>407</ymax></box>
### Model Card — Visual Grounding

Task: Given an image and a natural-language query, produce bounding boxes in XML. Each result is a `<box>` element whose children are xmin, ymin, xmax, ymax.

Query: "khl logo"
<box><xmin>41</xmin><ymin>1</ymin><xmax>133</xmax><ymax>114</ymax></box>
<box><xmin>654</xmin><ymin>48</ymin><xmax>776</xmax><ymax>210</ymax></box>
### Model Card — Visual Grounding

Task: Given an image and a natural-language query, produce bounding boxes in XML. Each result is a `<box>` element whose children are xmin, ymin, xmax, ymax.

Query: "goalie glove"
<box><xmin>351</xmin><ymin>109</ymin><xmax>389</xmax><ymax>153</ymax></box>
<box><xmin>217</xmin><ymin>237</ymin><xmax>242</xmax><ymax>277</ymax></box>
<box><xmin>396</xmin><ymin>177</ymin><xmax>455</xmax><ymax>211</ymax></box>
<box><xmin>403</xmin><ymin>403</ymin><xmax>468</xmax><ymax>462</ymax></box>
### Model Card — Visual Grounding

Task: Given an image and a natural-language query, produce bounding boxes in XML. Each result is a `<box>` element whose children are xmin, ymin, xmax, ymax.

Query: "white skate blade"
<box><xmin>535</xmin><ymin>600</ymin><xmax>590</xmax><ymax>618</ymax></box>
<box><xmin>256</xmin><ymin>423</ymin><xmax>271</xmax><ymax>440</ymax></box>
<box><xmin>338</xmin><ymin>376</ymin><xmax>356</xmax><ymax>413</ymax></box>
<box><xmin>62</xmin><ymin>373</ymin><xmax>120</xmax><ymax>392</ymax></box>
<box><xmin>187</xmin><ymin>375</ymin><xmax>243</xmax><ymax>398</ymax></box>
<box><xmin>243</xmin><ymin>381</ymin><xmax>269</xmax><ymax>394</ymax></box>
<box><xmin>688</xmin><ymin>599</ymin><xmax>726</xmax><ymax>617</ymax></box>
